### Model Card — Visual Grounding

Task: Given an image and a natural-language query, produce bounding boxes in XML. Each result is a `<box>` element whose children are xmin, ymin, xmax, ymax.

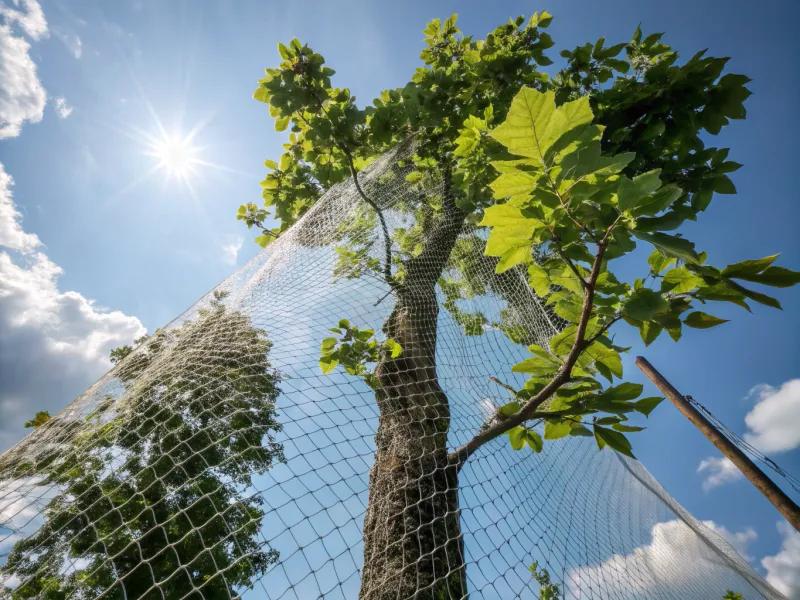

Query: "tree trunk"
<box><xmin>359</xmin><ymin>290</ymin><xmax>467</xmax><ymax>600</ymax></box>
<box><xmin>359</xmin><ymin>191</ymin><xmax>468</xmax><ymax>600</ymax></box>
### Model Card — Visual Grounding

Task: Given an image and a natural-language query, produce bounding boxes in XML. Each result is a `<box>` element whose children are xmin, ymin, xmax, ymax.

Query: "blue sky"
<box><xmin>0</xmin><ymin>0</ymin><xmax>798</xmax><ymax>596</ymax></box>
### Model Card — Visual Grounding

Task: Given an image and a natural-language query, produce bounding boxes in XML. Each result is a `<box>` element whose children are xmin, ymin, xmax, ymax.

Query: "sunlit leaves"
<box><xmin>490</xmin><ymin>88</ymin><xmax>592</xmax><ymax>163</ymax></box>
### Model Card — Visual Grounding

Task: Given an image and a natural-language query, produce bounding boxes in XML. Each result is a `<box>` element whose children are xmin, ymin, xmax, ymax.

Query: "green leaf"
<box><xmin>384</xmin><ymin>338</ymin><xmax>403</xmax><ymax>358</ymax></box>
<box><xmin>528</xmin><ymin>263</ymin><xmax>551</xmax><ymax>297</ymax></box>
<box><xmin>508</xmin><ymin>427</ymin><xmax>526</xmax><ymax>450</ymax></box>
<box><xmin>275</xmin><ymin>116</ymin><xmax>290</xmax><ymax>132</ymax></box>
<box><xmin>617</xmin><ymin>170</ymin><xmax>662</xmax><ymax>213</ymax></box>
<box><xmin>623</xmin><ymin>289</ymin><xmax>668</xmax><ymax>321</ymax></box>
<box><xmin>730</xmin><ymin>266</ymin><xmax>800</xmax><ymax>288</ymax></box>
<box><xmin>544</xmin><ymin>420</ymin><xmax>572</xmax><ymax>440</ymax></box>
<box><xmin>612</xmin><ymin>423</ymin><xmax>646</xmax><ymax>432</ymax></box>
<box><xmin>405</xmin><ymin>171</ymin><xmax>423</xmax><ymax>184</ymax></box>
<box><xmin>638</xmin><ymin>321</ymin><xmax>663</xmax><ymax>346</ymax></box>
<box><xmin>599</xmin><ymin>382</ymin><xmax>643</xmax><ymax>402</ymax></box>
<box><xmin>569</xmin><ymin>425</ymin><xmax>593</xmax><ymax>437</ymax></box>
<box><xmin>319</xmin><ymin>355</ymin><xmax>339</xmax><ymax>375</ymax></box>
<box><xmin>721</xmin><ymin>254</ymin><xmax>779</xmax><ymax>278</ymax></box>
<box><xmin>525</xmin><ymin>430</ymin><xmax>544</xmax><ymax>452</ymax></box>
<box><xmin>648</xmin><ymin>250</ymin><xmax>676</xmax><ymax>274</ymax></box>
<box><xmin>635</xmin><ymin>397</ymin><xmax>664</xmax><ymax>417</ymax></box>
<box><xmin>594</xmin><ymin>425</ymin><xmax>635</xmax><ymax>458</ymax></box>
<box><xmin>633</xmin><ymin>231</ymin><xmax>699</xmax><ymax>263</ymax></box>
<box><xmin>683</xmin><ymin>311</ymin><xmax>729</xmax><ymax>329</ymax></box>
<box><xmin>662</xmin><ymin>268</ymin><xmax>703</xmax><ymax>294</ymax></box>
<box><xmin>490</xmin><ymin>87</ymin><xmax>593</xmax><ymax>163</ymax></box>
<box><xmin>512</xmin><ymin>357</ymin><xmax>559</xmax><ymax>375</ymax></box>
<box><xmin>499</xmin><ymin>401</ymin><xmax>521</xmax><ymax>416</ymax></box>
<box><xmin>321</xmin><ymin>337</ymin><xmax>337</xmax><ymax>351</ymax></box>
<box><xmin>264</xmin><ymin>159</ymin><xmax>279</xmax><ymax>171</ymax></box>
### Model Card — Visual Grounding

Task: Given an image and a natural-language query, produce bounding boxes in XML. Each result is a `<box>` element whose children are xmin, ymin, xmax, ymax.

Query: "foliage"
<box><xmin>23</xmin><ymin>411</ymin><xmax>51</xmax><ymax>429</ymax></box>
<box><xmin>476</xmin><ymin>85</ymin><xmax>798</xmax><ymax>458</ymax></box>
<box><xmin>723</xmin><ymin>592</ymin><xmax>743</xmax><ymax>600</ymax></box>
<box><xmin>108</xmin><ymin>335</ymin><xmax>149</xmax><ymax>364</ymax></box>
<box><xmin>1</xmin><ymin>294</ymin><xmax>284</xmax><ymax>599</ymax></box>
<box><xmin>529</xmin><ymin>561</ymin><xmax>561</xmax><ymax>600</ymax></box>
<box><xmin>238</xmin><ymin>12</ymin><xmax>799</xmax><ymax>461</ymax></box>
<box><xmin>319</xmin><ymin>319</ymin><xmax>402</xmax><ymax>389</ymax></box>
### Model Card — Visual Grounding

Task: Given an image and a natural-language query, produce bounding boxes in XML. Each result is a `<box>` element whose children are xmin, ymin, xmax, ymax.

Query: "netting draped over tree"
<box><xmin>0</xmin><ymin>142</ymin><xmax>786</xmax><ymax>600</ymax></box>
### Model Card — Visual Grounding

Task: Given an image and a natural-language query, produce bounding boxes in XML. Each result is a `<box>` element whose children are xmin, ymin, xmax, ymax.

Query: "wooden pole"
<box><xmin>635</xmin><ymin>356</ymin><xmax>800</xmax><ymax>532</ymax></box>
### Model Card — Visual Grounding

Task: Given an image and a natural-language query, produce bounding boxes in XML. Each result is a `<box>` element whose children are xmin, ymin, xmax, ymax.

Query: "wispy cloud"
<box><xmin>697</xmin><ymin>456</ymin><xmax>743</xmax><ymax>491</ymax></box>
<box><xmin>762</xmin><ymin>521</ymin><xmax>800</xmax><ymax>599</ymax></box>
<box><xmin>743</xmin><ymin>379</ymin><xmax>800</xmax><ymax>453</ymax></box>
<box><xmin>53</xmin><ymin>28</ymin><xmax>81</xmax><ymax>58</ymax></box>
<box><xmin>221</xmin><ymin>236</ymin><xmax>243</xmax><ymax>265</ymax></box>
<box><xmin>53</xmin><ymin>96</ymin><xmax>72</xmax><ymax>119</ymax></box>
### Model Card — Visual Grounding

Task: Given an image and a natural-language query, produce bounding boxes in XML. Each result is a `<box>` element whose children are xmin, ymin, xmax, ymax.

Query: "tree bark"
<box><xmin>359</xmin><ymin>193</ymin><xmax>468</xmax><ymax>600</ymax></box>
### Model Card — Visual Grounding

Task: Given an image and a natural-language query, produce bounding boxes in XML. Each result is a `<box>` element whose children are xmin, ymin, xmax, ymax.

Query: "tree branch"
<box><xmin>448</xmin><ymin>238</ymin><xmax>609</xmax><ymax>468</ymax></box>
<box><xmin>344</xmin><ymin>153</ymin><xmax>396</xmax><ymax>289</ymax></box>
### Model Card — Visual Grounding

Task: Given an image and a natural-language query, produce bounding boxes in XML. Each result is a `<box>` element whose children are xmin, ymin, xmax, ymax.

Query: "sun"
<box><xmin>149</xmin><ymin>133</ymin><xmax>200</xmax><ymax>181</ymax></box>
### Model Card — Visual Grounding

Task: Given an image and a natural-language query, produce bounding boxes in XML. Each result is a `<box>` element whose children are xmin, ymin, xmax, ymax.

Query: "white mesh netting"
<box><xmin>0</xmin><ymin>144</ymin><xmax>786</xmax><ymax>600</ymax></box>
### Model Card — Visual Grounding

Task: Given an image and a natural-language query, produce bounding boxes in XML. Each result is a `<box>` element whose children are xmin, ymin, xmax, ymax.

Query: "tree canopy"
<box><xmin>1</xmin><ymin>294</ymin><xmax>284</xmax><ymax>599</ymax></box>
<box><xmin>243</xmin><ymin>12</ymin><xmax>799</xmax><ymax>461</ymax></box>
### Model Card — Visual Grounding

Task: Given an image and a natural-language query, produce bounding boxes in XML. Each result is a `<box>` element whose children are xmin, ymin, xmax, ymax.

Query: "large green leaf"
<box><xmin>633</xmin><ymin>231</ymin><xmax>699</xmax><ymax>263</ymax></box>
<box><xmin>635</xmin><ymin>397</ymin><xmax>664</xmax><ymax>417</ymax></box>
<box><xmin>594</xmin><ymin>425</ymin><xmax>635</xmax><ymax>458</ymax></box>
<box><xmin>721</xmin><ymin>254</ymin><xmax>778</xmax><ymax>278</ymax></box>
<box><xmin>512</xmin><ymin>357</ymin><xmax>560</xmax><ymax>375</ymax></box>
<box><xmin>544</xmin><ymin>420</ymin><xmax>571</xmax><ymax>440</ymax></box>
<box><xmin>662</xmin><ymin>268</ymin><xmax>703</xmax><ymax>294</ymax></box>
<box><xmin>490</xmin><ymin>87</ymin><xmax>593</xmax><ymax>163</ymax></box>
<box><xmin>623</xmin><ymin>289</ymin><xmax>668</xmax><ymax>321</ymax></box>
<box><xmin>731</xmin><ymin>266</ymin><xmax>800</xmax><ymax>288</ymax></box>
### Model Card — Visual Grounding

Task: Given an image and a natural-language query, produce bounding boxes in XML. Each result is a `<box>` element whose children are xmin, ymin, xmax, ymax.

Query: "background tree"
<box><xmin>1</xmin><ymin>292</ymin><xmax>284</xmax><ymax>599</ymax></box>
<box><xmin>243</xmin><ymin>12</ymin><xmax>798</xmax><ymax>599</ymax></box>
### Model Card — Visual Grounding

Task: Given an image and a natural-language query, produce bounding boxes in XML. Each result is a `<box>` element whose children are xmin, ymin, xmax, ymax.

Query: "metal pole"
<box><xmin>635</xmin><ymin>356</ymin><xmax>800</xmax><ymax>532</ymax></box>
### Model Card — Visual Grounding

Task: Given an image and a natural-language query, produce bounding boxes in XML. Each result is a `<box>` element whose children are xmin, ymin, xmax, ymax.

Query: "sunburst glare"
<box><xmin>147</xmin><ymin>132</ymin><xmax>201</xmax><ymax>183</ymax></box>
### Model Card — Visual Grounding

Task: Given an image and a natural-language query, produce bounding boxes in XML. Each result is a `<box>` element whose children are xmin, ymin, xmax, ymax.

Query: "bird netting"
<box><xmin>0</xmin><ymin>143</ymin><xmax>786</xmax><ymax>600</ymax></box>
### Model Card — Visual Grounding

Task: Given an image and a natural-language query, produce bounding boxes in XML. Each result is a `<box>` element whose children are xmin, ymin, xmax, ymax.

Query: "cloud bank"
<box><xmin>0</xmin><ymin>163</ymin><xmax>145</xmax><ymax>451</ymax></box>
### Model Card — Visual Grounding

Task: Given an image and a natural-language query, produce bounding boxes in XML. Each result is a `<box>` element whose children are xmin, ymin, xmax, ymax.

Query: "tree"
<box><xmin>22</xmin><ymin>412</ymin><xmax>51</xmax><ymax>429</ymax></box>
<box><xmin>242</xmin><ymin>13</ymin><xmax>799</xmax><ymax>599</ymax></box>
<box><xmin>1</xmin><ymin>292</ymin><xmax>284</xmax><ymax>599</ymax></box>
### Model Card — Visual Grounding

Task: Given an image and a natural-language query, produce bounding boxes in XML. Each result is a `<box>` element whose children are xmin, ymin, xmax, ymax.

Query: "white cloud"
<box><xmin>762</xmin><ymin>521</ymin><xmax>800</xmax><ymax>599</ymax></box>
<box><xmin>0</xmin><ymin>0</ymin><xmax>47</xmax><ymax>41</ymax></box>
<box><xmin>0</xmin><ymin>162</ymin><xmax>146</xmax><ymax>450</ymax></box>
<box><xmin>0</xmin><ymin>168</ymin><xmax>40</xmax><ymax>252</ymax></box>
<box><xmin>743</xmin><ymin>380</ymin><xmax>800</xmax><ymax>453</ymax></box>
<box><xmin>221</xmin><ymin>236</ymin><xmax>243</xmax><ymax>265</ymax></box>
<box><xmin>701</xmin><ymin>520</ymin><xmax>757</xmax><ymax>561</ymax></box>
<box><xmin>568</xmin><ymin>519</ymin><xmax>766</xmax><ymax>598</ymax></box>
<box><xmin>0</xmin><ymin>22</ymin><xmax>46</xmax><ymax>138</ymax></box>
<box><xmin>53</xmin><ymin>96</ymin><xmax>72</xmax><ymax>118</ymax></box>
<box><xmin>698</xmin><ymin>456</ymin><xmax>744</xmax><ymax>491</ymax></box>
